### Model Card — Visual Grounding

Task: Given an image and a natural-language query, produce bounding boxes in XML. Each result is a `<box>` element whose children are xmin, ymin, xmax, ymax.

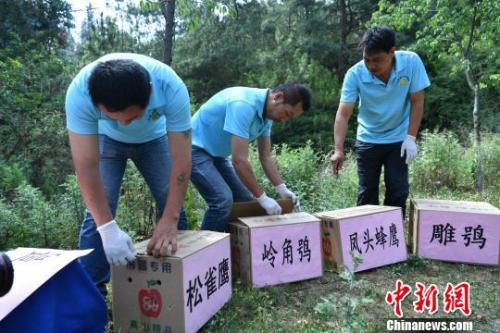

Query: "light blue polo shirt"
<box><xmin>340</xmin><ymin>50</ymin><xmax>430</xmax><ymax>143</ymax></box>
<box><xmin>191</xmin><ymin>87</ymin><xmax>272</xmax><ymax>158</ymax></box>
<box><xmin>65</xmin><ymin>53</ymin><xmax>191</xmax><ymax>143</ymax></box>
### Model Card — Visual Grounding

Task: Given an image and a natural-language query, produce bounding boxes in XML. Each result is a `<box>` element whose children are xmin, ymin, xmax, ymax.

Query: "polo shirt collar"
<box><xmin>145</xmin><ymin>83</ymin><xmax>162</xmax><ymax>110</ymax></box>
<box><xmin>259</xmin><ymin>89</ymin><xmax>270</xmax><ymax>120</ymax></box>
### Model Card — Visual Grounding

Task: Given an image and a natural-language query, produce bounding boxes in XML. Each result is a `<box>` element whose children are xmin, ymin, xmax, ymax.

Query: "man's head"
<box><xmin>359</xmin><ymin>26</ymin><xmax>396</xmax><ymax>79</ymax></box>
<box><xmin>88</xmin><ymin>59</ymin><xmax>152</xmax><ymax>125</ymax></box>
<box><xmin>265</xmin><ymin>82</ymin><xmax>311</xmax><ymax>123</ymax></box>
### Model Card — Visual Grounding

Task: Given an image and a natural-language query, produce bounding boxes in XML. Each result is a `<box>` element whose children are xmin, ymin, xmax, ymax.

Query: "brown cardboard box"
<box><xmin>316</xmin><ymin>205</ymin><xmax>408</xmax><ymax>272</ymax></box>
<box><xmin>228</xmin><ymin>200</ymin><xmax>323</xmax><ymax>288</ymax></box>
<box><xmin>409</xmin><ymin>199</ymin><xmax>500</xmax><ymax>265</ymax></box>
<box><xmin>228</xmin><ymin>199</ymin><xmax>293</xmax><ymax>282</ymax></box>
<box><xmin>228</xmin><ymin>199</ymin><xmax>295</xmax><ymax>221</ymax></box>
<box><xmin>112</xmin><ymin>230</ymin><xmax>232</xmax><ymax>333</ymax></box>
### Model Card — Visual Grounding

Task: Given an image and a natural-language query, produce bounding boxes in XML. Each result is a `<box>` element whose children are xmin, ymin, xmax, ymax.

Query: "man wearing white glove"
<box><xmin>65</xmin><ymin>54</ymin><xmax>192</xmax><ymax>296</ymax></box>
<box><xmin>190</xmin><ymin>83</ymin><xmax>311</xmax><ymax>231</ymax></box>
<box><xmin>330</xmin><ymin>26</ymin><xmax>430</xmax><ymax>216</ymax></box>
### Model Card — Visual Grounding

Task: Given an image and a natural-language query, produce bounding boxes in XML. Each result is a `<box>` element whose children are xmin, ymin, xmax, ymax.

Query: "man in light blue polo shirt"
<box><xmin>331</xmin><ymin>26</ymin><xmax>430</xmax><ymax>215</ymax></box>
<box><xmin>191</xmin><ymin>83</ymin><xmax>312</xmax><ymax>231</ymax></box>
<box><xmin>65</xmin><ymin>53</ymin><xmax>192</xmax><ymax>295</ymax></box>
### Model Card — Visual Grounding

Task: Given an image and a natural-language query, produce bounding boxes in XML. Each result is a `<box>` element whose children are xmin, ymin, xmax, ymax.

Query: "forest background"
<box><xmin>0</xmin><ymin>1</ymin><xmax>498</xmax><ymax>332</ymax></box>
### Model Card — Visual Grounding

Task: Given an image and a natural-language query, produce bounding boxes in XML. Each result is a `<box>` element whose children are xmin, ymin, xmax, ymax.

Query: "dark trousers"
<box><xmin>355</xmin><ymin>140</ymin><xmax>409</xmax><ymax>217</ymax></box>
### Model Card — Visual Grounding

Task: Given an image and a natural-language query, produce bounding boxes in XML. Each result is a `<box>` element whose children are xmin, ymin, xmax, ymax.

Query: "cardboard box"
<box><xmin>315</xmin><ymin>205</ymin><xmax>408</xmax><ymax>272</ymax></box>
<box><xmin>228</xmin><ymin>200</ymin><xmax>323</xmax><ymax>288</ymax></box>
<box><xmin>112</xmin><ymin>230</ymin><xmax>232</xmax><ymax>333</ymax></box>
<box><xmin>410</xmin><ymin>199</ymin><xmax>500</xmax><ymax>265</ymax></box>
<box><xmin>227</xmin><ymin>199</ymin><xmax>295</xmax><ymax>221</ymax></box>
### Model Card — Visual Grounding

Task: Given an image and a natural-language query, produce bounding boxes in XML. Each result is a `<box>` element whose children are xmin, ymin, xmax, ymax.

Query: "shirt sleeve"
<box><xmin>164</xmin><ymin>81</ymin><xmax>191</xmax><ymax>132</ymax></box>
<box><xmin>65</xmin><ymin>81</ymin><xmax>99</xmax><ymax>135</ymax></box>
<box><xmin>223</xmin><ymin>101</ymin><xmax>256</xmax><ymax>139</ymax></box>
<box><xmin>340</xmin><ymin>69</ymin><xmax>359</xmax><ymax>103</ymax></box>
<box><xmin>409</xmin><ymin>53</ymin><xmax>431</xmax><ymax>93</ymax></box>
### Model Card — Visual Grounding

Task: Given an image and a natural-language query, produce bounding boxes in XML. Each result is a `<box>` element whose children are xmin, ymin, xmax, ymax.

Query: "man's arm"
<box><xmin>331</xmin><ymin>102</ymin><xmax>355</xmax><ymax>174</ymax></box>
<box><xmin>147</xmin><ymin>129</ymin><xmax>192</xmax><ymax>257</ymax></box>
<box><xmin>231</xmin><ymin>135</ymin><xmax>282</xmax><ymax>215</ymax></box>
<box><xmin>257</xmin><ymin>136</ymin><xmax>283</xmax><ymax>186</ymax></box>
<box><xmin>69</xmin><ymin>132</ymin><xmax>136</xmax><ymax>265</ymax></box>
<box><xmin>257</xmin><ymin>136</ymin><xmax>300</xmax><ymax>207</ymax></box>
<box><xmin>68</xmin><ymin>132</ymin><xmax>112</xmax><ymax>225</ymax></box>
<box><xmin>231</xmin><ymin>135</ymin><xmax>263</xmax><ymax>197</ymax></box>
<box><xmin>408</xmin><ymin>90</ymin><xmax>425</xmax><ymax>136</ymax></box>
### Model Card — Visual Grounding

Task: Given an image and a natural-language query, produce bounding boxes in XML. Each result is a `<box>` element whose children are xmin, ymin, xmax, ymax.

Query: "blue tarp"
<box><xmin>0</xmin><ymin>260</ymin><xmax>107</xmax><ymax>333</ymax></box>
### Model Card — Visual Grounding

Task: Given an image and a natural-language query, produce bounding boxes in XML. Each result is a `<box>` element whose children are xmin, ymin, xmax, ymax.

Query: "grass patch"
<box><xmin>198</xmin><ymin>262</ymin><xmax>499</xmax><ymax>333</ymax></box>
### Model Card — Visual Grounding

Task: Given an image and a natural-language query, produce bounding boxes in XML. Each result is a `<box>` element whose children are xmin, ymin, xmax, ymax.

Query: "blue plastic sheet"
<box><xmin>0</xmin><ymin>260</ymin><xmax>107</xmax><ymax>333</ymax></box>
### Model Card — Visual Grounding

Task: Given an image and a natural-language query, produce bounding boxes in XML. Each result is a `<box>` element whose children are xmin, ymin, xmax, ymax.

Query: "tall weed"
<box><xmin>411</xmin><ymin>131</ymin><xmax>473</xmax><ymax>192</ymax></box>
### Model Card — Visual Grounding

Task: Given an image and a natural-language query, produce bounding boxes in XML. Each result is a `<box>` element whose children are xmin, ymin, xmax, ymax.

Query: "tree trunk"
<box><xmin>338</xmin><ymin>0</ymin><xmax>349</xmax><ymax>81</ymax></box>
<box><xmin>472</xmin><ymin>85</ymin><xmax>483</xmax><ymax>191</ymax></box>
<box><xmin>160</xmin><ymin>0</ymin><xmax>176</xmax><ymax>65</ymax></box>
<box><xmin>465</xmin><ymin>69</ymin><xmax>483</xmax><ymax>191</ymax></box>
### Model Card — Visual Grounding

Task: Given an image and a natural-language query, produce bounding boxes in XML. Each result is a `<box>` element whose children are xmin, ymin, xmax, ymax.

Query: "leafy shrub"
<box><xmin>477</xmin><ymin>133</ymin><xmax>500</xmax><ymax>193</ymax></box>
<box><xmin>0</xmin><ymin>160</ymin><xmax>26</xmax><ymax>200</ymax></box>
<box><xmin>115</xmin><ymin>162</ymin><xmax>156</xmax><ymax>239</ymax></box>
<box><xmin>117</xmin><ymin>161</ymin><xmax>206</xmax><ymax>239</ymax></box>
<box><xmin>410</xmin><ymin>131</ymin><xmax>474</xmax><ymax>192</ymax></box>
<box><xmin>0</xmin><ymin>200</ymin><xmax>22</xmax><ymax>251</ymax></box>
<box><xmin>249</xmin><ymin>141</ymin><xmax>358</xmax><ymax>214</ymax></box>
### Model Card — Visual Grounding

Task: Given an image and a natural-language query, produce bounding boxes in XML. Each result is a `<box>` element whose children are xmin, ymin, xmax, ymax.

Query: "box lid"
<box><xmin>238</xmin><ymin>212</ymin><xmax>319</xmax><ymax>228</ymax></box>
<box><xmin>228</xmin><ymin>199</ymin><xmax>294</xmax><ymax>221</ymax></box>
<box><xmin>135</xmin><ymin>230</ymin><xmax>229</xmax><ymax>259</ymax></box>
<box><xmin>412</xmin><ymin>199</ymin><xmax>499</xmax><ymax>214</ymax></box>
<box><xmin>315</xmin><ymin>205</ymin><xmax>400</xmax><ymax>221</ymax></box>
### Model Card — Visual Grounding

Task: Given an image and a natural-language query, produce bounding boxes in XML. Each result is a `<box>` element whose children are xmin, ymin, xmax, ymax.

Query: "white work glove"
<box><xmin>97</xmin><ymin>220</ymin><xmax>137</xmax><ymax>266</ymax></box>
<box><xmin>275</xmin><ymin>183</ymin><xmax>300</xmax><ymax>209</ymax></box>
<box><xmin>256</xmin><ymin>192</ymin><xmax>282</xmax><ymax>215</ymax></box>
<box><xmin>400</xmin><ymin>135</ymin><xmax>418</xmax><ymax>164</ymax></box>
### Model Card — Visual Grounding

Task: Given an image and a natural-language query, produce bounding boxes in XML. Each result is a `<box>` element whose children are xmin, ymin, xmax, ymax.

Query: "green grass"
<box><xmin>199</xmin><ymin>260</ymin><xmax>500</xmax><ymax>333</ymax></box>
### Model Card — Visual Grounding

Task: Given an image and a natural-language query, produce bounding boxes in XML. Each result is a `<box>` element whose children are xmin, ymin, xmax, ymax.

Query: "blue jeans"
<box><xmin>190</xmin><ymin>148</ymin><xmax>254</xmax><ymax>232</ymax></box>
<box><xmin>79</xmin><ymin>135</ymin><xmax>187</xmax><ymax>296</ymax></box>
<box><xmin>355</xmin><ymin>140</ymin><xmax>409</xmax><ymax>216</ymax></box>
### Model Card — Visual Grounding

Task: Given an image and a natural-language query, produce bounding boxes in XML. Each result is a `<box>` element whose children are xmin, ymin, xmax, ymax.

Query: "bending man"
<box><xmin>191</xmin><ymin>83</ymin><xmax>312</xmax><ymax>231</ymax></box>
<box><xmin>65</xmin><ymin>53</ymin><xmax>191</xmax><ymax>295</ymax></box>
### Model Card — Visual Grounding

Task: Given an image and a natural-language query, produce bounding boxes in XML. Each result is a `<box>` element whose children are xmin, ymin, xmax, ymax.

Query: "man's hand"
<box><xmin>97</xmin><ymin>220</ymin><xmax>137</xmax><ymax>265</ymax></box>
<box><xmin>256</xmin><ymin>192</ymin><xmax>282</xmax><ymax>215</ymax></box>
<box><xmin>147</xmin><ymin>219</ymin><xmax>178</xmax><ymax>257</ymax></box>
<box><xmin>330</xmin><ymin>150</ymin><xmax>345</xmax><ymax>175</ymax></box>
<box><xmin>275</xmin><ymin>183</ymin><xmax>300</xmax><ymax>208</ymax></box>
<box><xmin>400</xmin><ymin>135</ymin><xmax>418</xmax><ymax>164</ymax></box>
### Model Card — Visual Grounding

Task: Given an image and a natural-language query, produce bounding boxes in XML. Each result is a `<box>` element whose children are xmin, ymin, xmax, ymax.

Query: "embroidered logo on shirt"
<box><xmin>399</xmin><ymin>76</ymin><xmax>409</xmax><ymax>86</ymax></box>
<box><xmin>148</xmin><ymin>109</ymin><xmax>160</xmax><ymax>121</ymax></box>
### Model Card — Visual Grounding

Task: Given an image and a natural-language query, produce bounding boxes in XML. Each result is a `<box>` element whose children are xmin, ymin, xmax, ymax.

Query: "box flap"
<box><xmin>412</xmin><ymin>199</ymin><xmax>499</xmax><ymax>214</ymax></box>
<box><xmin>228</xmin><ymin>199</ymin><xmax>294</xmax><ymax>221</ymax></box>
<box><xmin>238</xmin><ymin>212</ymin><xmax>319</xmax><ymax>228</ymax></box>
<box><xmin>0</xmin><ymin>248</ymin><xmax>92</xmax><ymax>321</ymax></box>
<box><xmin>135</xmin><ymin>230</ymin><xmax>229</xmax><ymax>259</ymax></box>
<box><xmin>315</xmin><ymin>205</ymin><xmax>400</xmax><ymax>220</ymax></box>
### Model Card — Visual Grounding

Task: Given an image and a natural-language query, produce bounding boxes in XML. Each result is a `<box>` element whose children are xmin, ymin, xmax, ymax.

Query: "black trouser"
<box><xmin>355</xmin><ymin>140</ymin><xmax>409</xmax><ymax>217</ymax></box>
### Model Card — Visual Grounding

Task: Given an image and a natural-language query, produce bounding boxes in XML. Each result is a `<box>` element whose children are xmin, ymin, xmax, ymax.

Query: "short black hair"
<box><xmin>88</xmin><ymin>59</ymin><xmax>151</xmax><ymax>111</ymax></box>
<box><xmin>359</xmin><ymin>26</ymin><xmax>396</xmax><ymax>54</ymax></box>
<box><xmin>271</xmin><ymin>82</ymin><xmax>312</xmax><ymax>111</ymax></box>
